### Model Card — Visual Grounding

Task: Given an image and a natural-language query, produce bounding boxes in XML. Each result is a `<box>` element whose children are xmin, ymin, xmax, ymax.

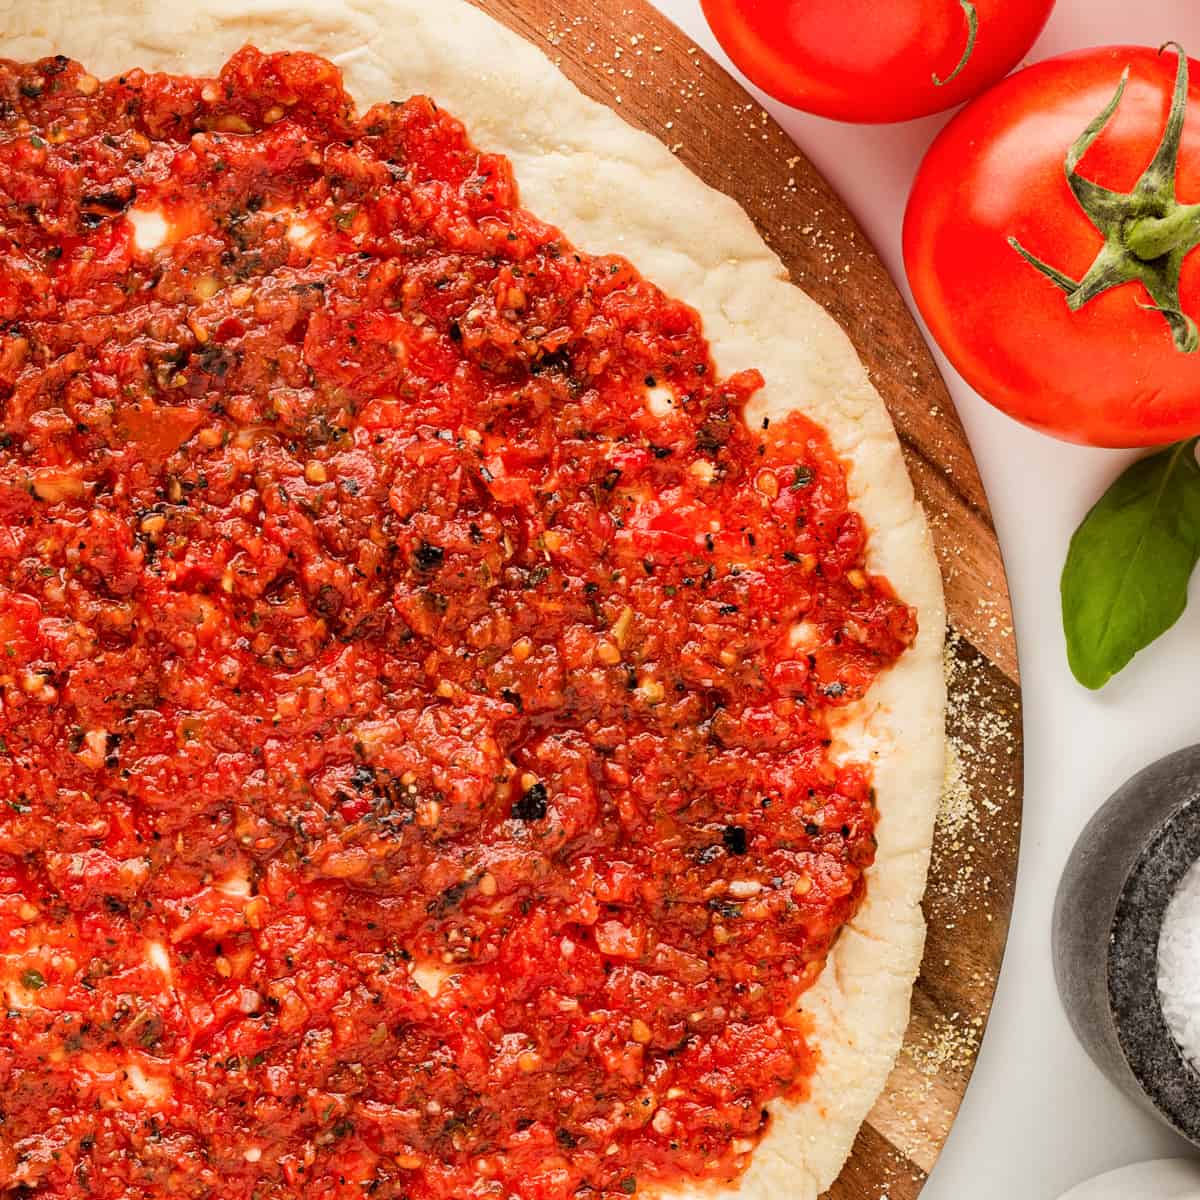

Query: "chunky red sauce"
<box><xmin>0</xmin><ymin>49</ymin><xmax>916</xmax><ymax>1200</ymax></box>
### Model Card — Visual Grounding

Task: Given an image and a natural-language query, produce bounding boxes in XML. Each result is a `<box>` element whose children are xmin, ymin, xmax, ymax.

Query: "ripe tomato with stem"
<box><xmin>699</xmin><ymin>0</ymin><xmax>1055</xmax><ymax>123</ymax></box>
<box><xmin>905</xmin><ymin>44</ymin><xmax>1200</xmax><ymax>447</ymax></box>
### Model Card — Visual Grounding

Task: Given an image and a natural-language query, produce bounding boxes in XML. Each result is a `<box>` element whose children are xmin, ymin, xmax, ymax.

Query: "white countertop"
<box><xmin>640</xmin><ymin>1</ymin><xmax>1200</xmax><ymax>1196</ymax></box>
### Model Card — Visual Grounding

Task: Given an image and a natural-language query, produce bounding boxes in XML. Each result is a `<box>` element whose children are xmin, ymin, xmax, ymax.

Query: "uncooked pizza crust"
<box><xmin>0</xmin><ymin>1</ymin><xmax>947</xmax><ymax>1195</ymax></box>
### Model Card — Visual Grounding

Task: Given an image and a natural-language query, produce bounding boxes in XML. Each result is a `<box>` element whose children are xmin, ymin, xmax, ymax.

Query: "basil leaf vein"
<box><xmin>1061</xmin><ymin>437</ymin><xmax>1200</xmax><ymax>689</ymax></box>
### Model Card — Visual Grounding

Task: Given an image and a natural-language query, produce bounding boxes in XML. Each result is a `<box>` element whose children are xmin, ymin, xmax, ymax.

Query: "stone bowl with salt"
<box><xmin>1055</xmin><ymin>743</ymin><xmax>1200</xmax><ymax>1145</ymax></box>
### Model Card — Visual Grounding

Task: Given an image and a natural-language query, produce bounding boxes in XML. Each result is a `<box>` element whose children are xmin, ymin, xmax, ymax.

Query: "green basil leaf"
<box><xmin>1062</xmin><ymin>438</ymin><xmax>1200</xmax><ymax>689</ymax></box>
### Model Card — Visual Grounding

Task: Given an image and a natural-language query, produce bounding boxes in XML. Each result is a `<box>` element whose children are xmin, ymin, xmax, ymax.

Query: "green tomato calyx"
<box><xmin>1010</xmin><ymin>43</ymin><xmax>1200</xmax><ymax>353</ymax></box>
<box><xmin>933</xmin><ymin>1</ymin><xmax>979</xmax><ymax>87</ymax></box>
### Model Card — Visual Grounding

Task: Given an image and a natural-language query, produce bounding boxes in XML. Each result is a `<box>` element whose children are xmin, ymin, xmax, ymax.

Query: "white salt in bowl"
<box><xmin>1160</xmin><ymin>860</ymin><xmax>1200</xmax><ymax>1075</ymax></box>
<box><xmin>1055</xmin><ymin>744</ymin><xmax>1200</xmax><ymax>1146</ymax></box>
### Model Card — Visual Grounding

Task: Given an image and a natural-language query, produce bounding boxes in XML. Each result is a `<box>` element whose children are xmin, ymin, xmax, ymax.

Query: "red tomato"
<box><xmin>699</xmin><ymin>0</ymin><xmax>1055</xmax><ymax>123</ymax></box>
<box><xmin>905</xmin><ymin>46</ymin><xmax>1200</xmax><ymax>447</ymax></box>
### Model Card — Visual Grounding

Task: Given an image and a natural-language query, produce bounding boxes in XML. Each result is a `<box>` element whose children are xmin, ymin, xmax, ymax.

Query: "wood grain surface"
<box><xmin>466</xmin><ymin>1</ymin><xmax>1025</xmax><ymax>1196</ymax></box>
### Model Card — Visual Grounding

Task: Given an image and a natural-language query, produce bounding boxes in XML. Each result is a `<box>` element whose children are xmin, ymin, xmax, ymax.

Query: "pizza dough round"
<box><xmin>0</xmin><ymin>1</ymin><xmax>947</xmax><ymax>1194</ymax></box>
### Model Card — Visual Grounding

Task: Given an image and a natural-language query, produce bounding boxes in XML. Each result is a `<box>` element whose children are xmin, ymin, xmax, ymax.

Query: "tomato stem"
<box><xmin>1010</xmin><ymin>44</ymin><xmax>1200</xmax><ymax>354</ymax></box>
<box><xmin>932</xmin><ymin>1</ymin><xmax>978</xmax><ymax>87</ymax></box>
<box><xmin>1127</xmin><ymin>204</ymin><xmax>1200</xmax><ymax>260</ymax></box>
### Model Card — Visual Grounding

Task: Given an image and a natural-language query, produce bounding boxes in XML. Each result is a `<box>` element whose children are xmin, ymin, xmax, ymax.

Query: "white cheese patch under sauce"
<box><xmin>122</xmin><ymin>1060</ymin><xmax>171</xmax><ymax>1107</ymax></box>
<box><xmin>3</xmin><ymin>953</ymin><xmax>48</xmax><ymax>1011</ymax></box>
<box><xmin>286</xmin><ymin>218</ymin><xmax>318</xmax><ymax>249</ymax></box>
<box><xmin>789</xmin><ymin>621</ymin><xmax>820</xmax><ymax>651</ymax></box>
<box><xmin>5</xmin><ymin>980</ymin><xmax>30</xmax><ymax>1010</ymax></box>
<box><xmin>216</xmin><ymin>870</ymin><xmax>251</xmax><ymax>898</ymax></box>
<box><xmin>411</xmin><ymin>961</ymin><xmax>452</xmax><ymax>997</ymax></box>
<box><xmin>127</xmin><ymin>206</ymin><xmax>171</xmax><ymax>252</ymax></box>
<box><xmin>645</xmin><ymin>384</ymin><xmax>674</xmax><ymax>418</ymax></box>
<box><xmin>146</xmin><ymin>939</ymin><xmax>173</xmax><ymax>984</ymax></box>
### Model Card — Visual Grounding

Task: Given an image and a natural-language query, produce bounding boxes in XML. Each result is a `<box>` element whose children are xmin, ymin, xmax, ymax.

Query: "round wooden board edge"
<box><xmin>463</xmin><ymin>1</ymin><xmax>1025</xmax><ymax>1196</ymax></box>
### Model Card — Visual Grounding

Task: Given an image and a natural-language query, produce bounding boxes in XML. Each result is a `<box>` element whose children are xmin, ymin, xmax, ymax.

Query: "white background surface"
<box><xmin>638</xmin><ymin>2</ymin><xmax>1200</xmax><ymax>1197</ymax></box>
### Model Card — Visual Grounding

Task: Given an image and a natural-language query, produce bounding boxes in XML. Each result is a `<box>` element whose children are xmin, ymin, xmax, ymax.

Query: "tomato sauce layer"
<box><xmin>0</xmin><ymin>49</ymin><xmax>915</xmax><ymax>1200</ymax></box>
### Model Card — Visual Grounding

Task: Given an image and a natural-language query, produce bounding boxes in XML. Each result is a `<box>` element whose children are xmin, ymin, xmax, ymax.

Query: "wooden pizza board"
<box><xmin>466</xmin><ymin>1</ymin><xmax>1025</xmax><ymax>1196</ymax></box>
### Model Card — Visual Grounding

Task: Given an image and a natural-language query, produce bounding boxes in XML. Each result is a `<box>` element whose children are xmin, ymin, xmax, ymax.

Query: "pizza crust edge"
<box><xmin>0</xmin><ymin>0</ymin><xmax>948</xmax><ymax>1194</ymax></box>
